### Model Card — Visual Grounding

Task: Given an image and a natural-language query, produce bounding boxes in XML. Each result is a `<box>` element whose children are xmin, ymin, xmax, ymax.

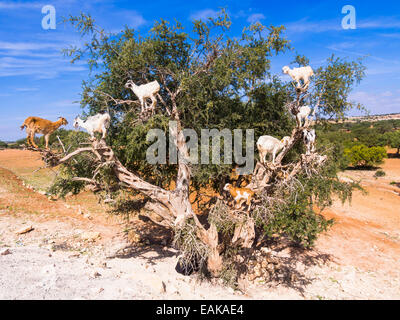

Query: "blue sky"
<box><xmin>0</xmin><ymin>0</ymin><xmax>399</xmax><ymax>141</ymax></box>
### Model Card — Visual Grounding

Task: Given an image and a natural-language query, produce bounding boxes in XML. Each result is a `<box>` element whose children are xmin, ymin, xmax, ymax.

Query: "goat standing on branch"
<box><xmin>223</xmin><ymin>183</ymin><xmax>255</xmax><ymax>212</ymax></box>
<box><xmin>20</xmin><ymin>116</ymin><xmax>68</xmax><ymax>149</ymax></box>
<box><xmin>257</xmin><ymin>135</ymin><xmax>291</xmax><ymax>165</ymax></box>
<box><xmin>282</xmin><ymin>65</ymin><xmax>314</xmax><ymax>90</ymax></box>
<box><xmin>293</xmin><ymin>105</ymin><xmax>316</xmax><ymax>128</ymax></box>
<box><xmin>124</xmin><ymin>80</ymin><xmax>160</xmax><ymax>113</ymax></box>
<box><xmin>303</xmin><ymin>129</ymin><xmax>316</xmax><ymax>155</ymax></box>
<box><xmin>73</xmin><ymin>113</ymin><xmax>111</xmax><ymax>141</ymax></box>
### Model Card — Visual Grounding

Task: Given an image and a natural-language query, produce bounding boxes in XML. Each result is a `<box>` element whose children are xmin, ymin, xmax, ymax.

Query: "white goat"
<box><xmin>73</xmin><ymin>113</ymin><xmax>111</xmax><ymax>140</ymax></box>
<box><xmin>282</xmin><ymin>66</ymin><xmax>314</xmax><ymax>90</ymax></box>
<box><xmin>124</xmin><ymin>80</ymin><xmax>160</xmax><ymax>113</ymax></box>
<box><xmin>302</xmin><ymin>129</ymin><xmax>316</xmax><ymax>155</ymax></box>
<box><xmin>294</xmin><ymin>105</ymin><xmax>315</xmax><ymax>128</ymax></box>
<box><xmin>257</xmin><ymin>135</ymin><xmax>291</xmax><ymax>165</ymax></box>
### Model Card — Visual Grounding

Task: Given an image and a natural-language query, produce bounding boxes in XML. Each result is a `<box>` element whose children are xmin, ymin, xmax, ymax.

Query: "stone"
<box><xmin>254</xmin><ymin>268</ymin><xmax>262</xmax><ymax>278</ymax></box>
<box><xmin>15</xmin><ymin>225</ymin><xmax>34</xmax><ymax>235</ymax></box>
<box><xmin>90</xmin><ymin>271</ymin><xmax>101</xmax><ymax>278</ymax></box>
<box><xmin>81</xmin><ymin>232</ymin><xmax>101</xmax><ymax>242</ymax></box>
<box><xmin>248</xmin><ymin>273</ymin><xmax>256</xmax><ymax>281</ymax></box>
<box><xmin>266</xmin><ymin>263</ymin><xmax>275</xmax><ymax>273</ymax></box>
<box><xmin>277</xmin><ymin>248</ymin><xmax>291</xmax><ymax>258</ymax></box>
<box><xmin>83</xmin><ymin>213</ymin><xmax>93</xmax><ymax>220</ymax></box>
<box><xmin>1</xmin><ymin>248</ymin><xmax>11</xmax><ymax>255</ymax></box>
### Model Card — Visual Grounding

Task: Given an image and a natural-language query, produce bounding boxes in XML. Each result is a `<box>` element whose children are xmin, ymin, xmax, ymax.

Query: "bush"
<box><xmin>374</xmin><ymin>169</ymin><xmax>386</xmax><ymax>178</ymax></box>
<box><xmin>344</xmin><ymin>144</ymin><xmax>387</xmax><ymax>168</ymax></box>
<box><xmin>0</xmin><ymin>140</ymin><xmax>7</xmax><ymax>148</ymax></box>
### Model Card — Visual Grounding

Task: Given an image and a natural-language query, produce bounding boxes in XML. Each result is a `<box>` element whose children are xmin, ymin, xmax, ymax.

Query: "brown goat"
<box><xmin>223</xmin><ymin>183</ymin><xmax>255</xmax><ymax>212</ymax></box>
<box><xmin>20</xmin><ymin>116</ymin><xmax>68</xmax><ymax>149</ymax></box>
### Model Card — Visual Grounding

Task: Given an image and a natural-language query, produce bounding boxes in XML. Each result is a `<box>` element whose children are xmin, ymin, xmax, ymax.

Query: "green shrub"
<box><xmin>374</xmin><ymin>169</ymin><xmax>386</xmax><ymax>178</ymax></box>
<box><xmin>344</xmin><ymin>144</ymin><xmax>387</xmax><ymax>168</ymax></box>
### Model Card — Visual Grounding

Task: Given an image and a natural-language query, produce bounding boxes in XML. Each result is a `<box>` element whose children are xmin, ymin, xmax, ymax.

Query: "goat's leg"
<box><xmin>304</xmin><ymin>116</ymin><xmax>309</xmax><ymax>127</ymax></box>
<box><xmin>139</xmin><ymin>98</ymin><xmax>145</xmax><ymax>113</ymax></box>
<box><xmin>236</xmin><ymin>198</ymin><xmax>245</xmax><ymax>209</ymax></box>
<box><xmin>30</xmin><ymin>132</ymin><xmax>39</xmax><ymax>149</ymax></box>
<box><xmin>296</xmin><ymin>114</ymin><xmax>301</xmax><ymax>128</ymax></box>
<box><xmin>246</xmin><ymin>197</ymin><xmax>252</xmax><ymax>212</ymax></box>
<box><xmin>26</xmin><ymin>131</ymin><xmax>32</xmax><ymax>147</ymax></box>
<box><xmin>101</xmin><ymin>126</ymin><xmax>107</xmax><ymax>140</ymax></box>
<box><xmin>259</xmin><ymin>152</ymin><xmax>264</xmax><ymax>164</ymax></box>
<box><xmin>44</xmin><ymin>134</ymin><xmax>50</xmax><ymax>149</ymax></box>
<box><xmin>150</xmin><ymin>95</ymin><xmax>157</xmax><ymax>109</ymax></box>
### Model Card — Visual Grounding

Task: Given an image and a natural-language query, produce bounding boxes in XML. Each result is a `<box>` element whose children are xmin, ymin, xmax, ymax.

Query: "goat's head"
<box><xmin>124</xmin><ymin>80</ymin><xmax>134</xmax><ymax>89</ymax></box>
<box><xmin>281</xmin><ymin>136</ymin><xmax>291</xmax><ymax>147</ymax></box>
<box><xmin>223</xmin><ymin>183</ymin><xmax>232</xmax><ymax>192</ymax></box>
<box><xmin>58</xmin><ymin>117</ymin><xmax>68</xmax><ymax>126</ymax></box>
<box><xmin>282</xmin><ymin>66</ymin><xmax>290</xmax><ymax>74</ymax></box>
<box><xmin>73</xmin><ymin>116</ymin><xmax>82</xmax><ymax>129</ymax></box>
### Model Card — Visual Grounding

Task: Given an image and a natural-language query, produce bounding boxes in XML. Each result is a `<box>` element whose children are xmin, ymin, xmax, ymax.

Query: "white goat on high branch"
<box><xmin>256</xmin><ymin>135</ymin><xmax>291</xmax><ymax>165</ymax></box>
<box><xmin>303</xmin><ymin>129</ymin><xmax>316</xmax><ymax>155</ymax></box>
<box><xmin>294</xmin><ymin>105</ymin><xmax>317</xmax><ymax>128</ymax></box>
<box><xmin>282</xmin><ymin>65</ymin><xmax>314</xmax><ymax>90</ymax></box>
<box><xmin>73</xmin><ymin>113</ymin><xmax>111</xmax><ymax>141</ymax></box>
<box><xmin>124</xmin><ymin>80</ymin><xmax>161</xmax><ymax>113</ymax></box>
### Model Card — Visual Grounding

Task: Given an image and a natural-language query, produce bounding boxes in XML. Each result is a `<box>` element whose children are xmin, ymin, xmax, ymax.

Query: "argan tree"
<box><xmin>45</xmin><ymin>11</ymin><xmax>365</xmax><ymax>280</ymax></box>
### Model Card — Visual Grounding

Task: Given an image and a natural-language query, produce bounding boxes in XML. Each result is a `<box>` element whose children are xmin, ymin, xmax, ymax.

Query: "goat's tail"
<box><xmin>20</xmin><ymin>117</ymin><xmax>36</xmax><ymax>130</ymax></box>
<box><xmin>20</xmin><ymin>120</ymin><xmax>28</xmax><ymax>130</ymax></box>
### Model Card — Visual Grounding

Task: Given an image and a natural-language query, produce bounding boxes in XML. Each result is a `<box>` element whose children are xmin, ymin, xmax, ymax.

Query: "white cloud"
<box><xmin>0</xmin><ymin>56</ymin><xmax>86</xmax><ymax>78</ymax></box>
<box><xmin>0</xmin><ymin>1</ymin><xmax>43</xmax><ymax>10</ymax></box>
<box><xmin>284</xmin><ymin>17</ymin><xmax>400</xmax><ymax>35</ymax></box>
<box><xmin>285</xmin><ymin>18</ymin><xmax>342</xmax><ymax>34</ymax></box>
<box><xmin>247</xmin><ymin>13</ymin><xmax>265</xmax><ymax>24</ymax></box>
<box><xmin>14</xmin><ymin>87</ymin><xmax>39</xmax><ymax>92</ymax></box>
<box><xmin>326</xmin><ymin>43</ymin><xmax>400</xmax><ymax>67</ymax></box>
<box><xmin>358</xmin><ymin>18</ymin><xmax>400</xmax><ymax>30</ymax></box>
<box><xmin>108</xmin><ymin>10</ymin><xmax>147</xmax><ymax>30</ymax></box>
<box><xmin>350</xmin><ymin>90</ymin><xmax>400</xmax><ymax>114</ymax></box>
<box><xmin>0</xmin><ymin>41</ymin><xmax>61</xmax><ymax>51</ymax></box>
<box><xmin>189</xmin><ymin>9</ymin><xmax>219</xmax><ymax>21</ymax></box>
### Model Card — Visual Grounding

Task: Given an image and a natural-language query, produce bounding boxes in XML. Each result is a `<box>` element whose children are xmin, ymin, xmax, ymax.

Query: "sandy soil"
<box><xmin>0</xmin><ymin>149</ymin><xmax>400</xmax><ymax>300</ymax></box>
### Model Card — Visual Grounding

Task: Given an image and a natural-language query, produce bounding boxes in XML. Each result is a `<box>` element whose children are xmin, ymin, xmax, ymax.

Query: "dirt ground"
<box><xmin>0</xmin><ymin>149</ymin><xmax>399</xmax><ymax>300</ymax></box>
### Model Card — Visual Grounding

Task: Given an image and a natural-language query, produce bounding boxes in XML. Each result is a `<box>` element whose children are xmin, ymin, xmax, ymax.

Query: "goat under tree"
<box><xmin>43</xmin><ymin>13</ymin><xmax>365</xmax><ymax>278</ymax></box>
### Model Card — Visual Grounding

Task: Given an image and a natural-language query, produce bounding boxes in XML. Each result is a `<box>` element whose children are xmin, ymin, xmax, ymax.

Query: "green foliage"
<box><xmin>344</xmin><ymin>144</ymin><xmax>387</xmax><ymax>168</ymax></box>
<box><xmin>311</xmin><ymin>55</ymin><xmax>366</xmax><ymax>119</ymax></box>
<box><xmin>382</xmin><ymin>130</ymin><xmax>400</xmax><ymax>153</ymax></box>
<box><xmin>262</xmin><ymin>200</ymin><xmax>333</xmax><ymax>248</ymax></box>
<box><xmin>374</xmin><ymin>169</ymin><xmax>386</xmax><ymax>178</ymax></box>
<box><xmin>256</xmin><ymin>156</ymin><xmax>359</xmax><ymax>247</ymax></box>
<box><xmin>0</xmin><ymin>140</ymin><xmax>7</xmax><ymax>148</ymax></box>
<box><xmin>48</xmin><ymin>130</ymin><xmax>97</xmax><ymax>197</ymax></box>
